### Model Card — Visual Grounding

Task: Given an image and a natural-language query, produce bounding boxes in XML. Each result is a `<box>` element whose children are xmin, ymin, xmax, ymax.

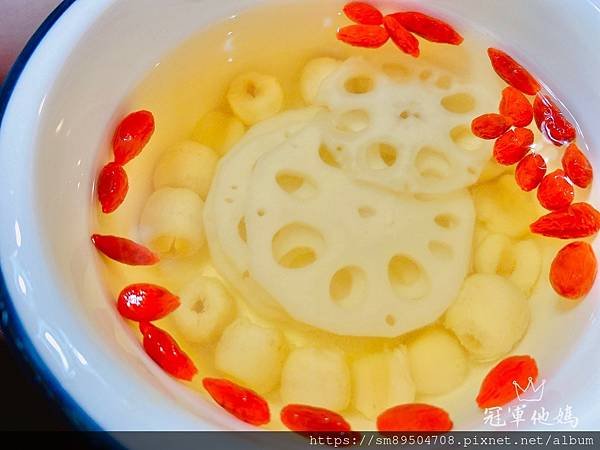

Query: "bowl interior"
<box><xmin>1</xmin><ymin>0</ymin><xmax>600</xmax><ymax>432</ymax></box>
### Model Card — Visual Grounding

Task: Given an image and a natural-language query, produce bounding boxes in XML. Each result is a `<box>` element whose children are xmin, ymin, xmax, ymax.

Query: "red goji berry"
<box><xmin>343</xmin><ymin>2</ymin><xmax>383</xmax><ymax>25</ymax></box>
<box><xmin>471</xmin><ymin>113</ymin><xmax>512</xmax><ymax>140</ymax></box>
<box><xmin>493</xmin><ymin>128</ymin><xmax>534</xmax><ymax>165</ymax></box>
<box><xmin>515</xmin><ymin>128</ymin><xmax>534</xmax><ymax>147</ymax></box>
<box><xmin>113</xmin><ymin>110</ymin><xmax>155</xmax><ymax>165</ymax></box>
<box><xmin>203</xmin><ymin>378</ymin><xmax>270</xmax><ymax>426</ymax></box>
<box><xmin>97</xmin><ymin>162</ymin><xmax>128</xmax><ymax>214</ymax></box>
<box><xmin>139</xmin><ymin>322</ymin><xmax>197</xmax><ymax>381</ymax></box>
<box><xmin>476</xmin><ymin>355</ymin><xmax>538</xmax><ymax>408</ymax></box>
<box><xmin>487</xmin><ymin>48</ymin><xmax>541</xmax><ymax>95</ymax></box>
<box><xmin>537</xmin><ymin>169</ymin><xmax>574</xmax><ymax>211</ymax></box>
<box><xmin>530</xmin><ymin>203</ymin><xmax>600</xmax><ymax>239</ymax></box>
<box><xmin>117</xmin><ymin>283</ymin><xmax>180</xmax><ymax>322</ymax></box>
<box><xmin>514</xmin><ymin>127</ymin><xmax>534</xmax><ymax>145</ymax></box>
<box><xmin>533</xmin><ymin>94</ymin><xmax>576</xmax><ymax>146</ymax></box>
<box><xmin>562</xmin><ymin>143</ymin><xmax>593</xmax><ymax>189</ymax></box>
<box><xmin>337</xmin><ymin>24</ymin><xmax>389</xmax><ymax>48</ymax></box>
<box><xmin>281</xmin><ymin>404</ymin><xmax>352</xmax><ymax>432</ymax></box>
<box><xmin>377</xmin><ymin>404</ymin><xmax>453</xmax><ymax>432</ymax></box>
<box><xmin>550</xmin><ymin>242</ymin><xmax>597</xmax><ymax>300</ymax></box>
<box><xmin>499</xmin><ymin>86</ymin><xmax>533</xmax><ymax>127</ymax></box>
<box><xmin>515</xmin><ymin>153</ymin><xmax>546</xmax><ymax>191</ymax></box>
<box><xmin>383</xmin><ymin>15</ymin><xmax>420</xmax><ymax>57</ymax></box>
<box><xmin>389</xmin><ymin>12</ymin><xmax>463</xmax><ymax>45</ymax></box>
<box><xmin>91</xmin><ymin>234</ymin><xmax>159</xmax><ymax>266</ymax></box>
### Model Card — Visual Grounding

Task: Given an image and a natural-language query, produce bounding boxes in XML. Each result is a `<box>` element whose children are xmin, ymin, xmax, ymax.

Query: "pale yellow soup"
<box><xmin>93</xmin><ymin>0</ymin><xmax>591</xmax><ymax>430</ymax></box>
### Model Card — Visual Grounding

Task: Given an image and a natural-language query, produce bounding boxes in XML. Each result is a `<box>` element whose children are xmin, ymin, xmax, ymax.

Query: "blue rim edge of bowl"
<box><xmin>0</xmin><ymin>0</ymin><xmax>123</xmax><ymax>444</ymax></box>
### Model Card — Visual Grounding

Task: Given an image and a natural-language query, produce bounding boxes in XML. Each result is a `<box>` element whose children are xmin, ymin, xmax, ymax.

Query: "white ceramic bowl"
<box><xmin>1</xmin><ymin>0</ymin><xmax>600</xmax><ymax>437</ymax></box>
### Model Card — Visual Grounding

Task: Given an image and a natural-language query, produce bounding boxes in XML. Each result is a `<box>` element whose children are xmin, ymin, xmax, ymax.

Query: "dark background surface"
<box><xmin>0</xmin><ymin>340</ymin><xmax>74</xmax><ymax>431</ymax></box>
<box><xmin>1</xmin><ymin>0</ymin><xmax>75</xmax><ymax>432</ymax></box>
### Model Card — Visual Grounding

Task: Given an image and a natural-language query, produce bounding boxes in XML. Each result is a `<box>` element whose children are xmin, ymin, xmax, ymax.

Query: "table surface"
<box><xmin>0</xmin><ymin>340</ymin><xmax>74</xmax><ymax>431</ymax></box>
<box><xmin>0</xmin><ymin>0</ymin><xmax>75</xmax><ymax>432</ymax></box>
<box><xmin>0</xmin><ymin>0</ymin><xmax>62</xmax><ymax>81</ymax></box>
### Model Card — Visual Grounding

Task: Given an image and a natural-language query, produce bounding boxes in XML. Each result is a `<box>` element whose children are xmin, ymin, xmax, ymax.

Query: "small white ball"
<box><xmin>139</xmin><ymin>187</ymin><xmax>205</xmax><ymax>258</ymax></box>
<box><xmin>172</xmin><ymin>277</ymin><xmax>235</xmax><ymax>343</ymax></box>
<box><xmin>444</xmin><ymin>273</ymin><xmax>530</xmax><ymax>361</ymax></box>
<box><xmin>406</xmin><ymin>327</ymin><xmax>468</xmax><ymax>395</ymax></box>
<box><xmin>153</xmin><ymin>140</ymin><xmax>218</xmax><ymax>200</ymax></box>
<box><xmin>227</xmin><ymin>72</ymin><xmax>284</xmax><ymax>125</ymax></box>
<box><xmin>300</xmin><ymin>57</ymin><xmax>341</xmax><ymax>104</ymax></box>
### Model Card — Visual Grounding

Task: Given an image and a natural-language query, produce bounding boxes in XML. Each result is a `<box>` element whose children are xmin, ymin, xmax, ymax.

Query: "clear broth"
<box><xmin>93</xmin><ymin>0</ymin><xmax>591</xmax><ymax>430</ymax></box>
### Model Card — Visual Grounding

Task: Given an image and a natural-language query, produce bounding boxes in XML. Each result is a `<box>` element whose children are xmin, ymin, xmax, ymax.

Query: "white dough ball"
<box><xmin>139</xmin><ymin>187</ymin><xmax>205</xmax><ymax>258</ymax></box>
<box><xmin>509</xmin><ymin>240</ymin><xmax>542</xmax><ymax>295</ymax></box>
<box><xmin>406</xmin><ymin>327</ymin><xmax>468</xmax><ymax>395</ymax></box>
<box><xmin>352</xmin><ymin>348</ymin><xmax>415</xmax><ymax>419</ymax></box>
<box><xmin>473</xmin><ymin>223</ymin><xmax>491</xmax><ymax>248</ymax></box>
<box><xmin>474</xmin><ymin>233</ymin><xmax>513</xmax><ymax>275</ymax></box>
<box><xmin>191</xmin><ymin>111</ymin><xmax>246</xmax><ymax>156</ymax></box>
<box><xmin>153</xmin><ymin>141</ymin><xmax>218</xmax><ymax>200</ymax></box>
<box><xmin>172</xmin><ymin>277</ymin><xmax>235</xmax><ymax>343</ymax></box>
<box><xmin>472</xmin><ymin>175</ymin><xmax>540</xmax><ymax>238</ymax></box>
<box><xmin>474</xmin><ymin>233</ymin><xmax>542</xmax><ymax>296</ymax></box>
<box><xmin>227</xmin><ymin>72</ymin><xmax>284</xmax><ymax>125</ymax></box>
<box><xmin>477</xmin><ymin>158</ymin><xmax>514</xmax><ymax>184</ymax></box>
<box><xmin>300</xmin><ymin>57</ymin><xmax>341</xmax><ymax>104</ymax></box>
<box><xmin>444</xmin><ymin>274</ymin><xmax>530</xmax><ymax>361</ymax></box>
<box><xmin>280</xmin><ymin>347</ymin><xmax>351</xmax><ymax>411</ymax></box>
<box><xmin>215</xmin><ymin>319</ymin><xmax>287</xmax><ymax>394</ymax></box>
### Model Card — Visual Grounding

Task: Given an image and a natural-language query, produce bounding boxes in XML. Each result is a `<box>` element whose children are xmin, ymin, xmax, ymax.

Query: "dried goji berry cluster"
<box><xmin>97</xmin><ymin>110</ymin><xmax>154</xmax><ymax>214</ymax></box>
<box><xmin>92</xmin><ymin>111</ymin><xmax>200</xmax><ymax>380</ymax></box>
<box><xmin>472</xmin><ymin>48</ymin><xmax>598</xmax><ymax>301</ymax></box>
<box><xmin>337</xmin><ymin>2</ymin><xmax>463</xmax><ymax>57</ymax></box>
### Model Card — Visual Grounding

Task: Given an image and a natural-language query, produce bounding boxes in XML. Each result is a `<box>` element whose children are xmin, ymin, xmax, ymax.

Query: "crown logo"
<box><xmin>513</xmin><ymin>377</ymin><xmax>546</xmax><ymax>402</ymax></box>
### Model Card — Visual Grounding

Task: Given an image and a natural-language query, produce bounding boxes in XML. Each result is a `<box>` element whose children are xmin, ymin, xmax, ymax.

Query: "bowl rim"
<box><xmin>0</xmin><ymin>0</ymin><xmax>264</xmax><ymax>435</ymax></box>
<box><xmin>2</xmin><ymin>0</ymin><xmax>599</xmax><ymax>436</ymax></box>
<box><xmin>0</xmin><ymin>0</ymin><xmax>110</xmax><ymax>435</ymax></box>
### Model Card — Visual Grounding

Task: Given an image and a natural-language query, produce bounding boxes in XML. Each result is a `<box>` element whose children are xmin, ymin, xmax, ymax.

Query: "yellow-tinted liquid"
<box><xmin>93</xmin><ymin>0</ymin><xmax>592</xmax><ymax>430</ymax></box>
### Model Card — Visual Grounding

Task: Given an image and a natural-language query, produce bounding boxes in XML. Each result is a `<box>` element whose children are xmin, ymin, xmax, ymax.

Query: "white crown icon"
<box><xmin>513</xmin><ymin>377</ymin><xmax>546</xmax><ymax>402</ymax></box>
